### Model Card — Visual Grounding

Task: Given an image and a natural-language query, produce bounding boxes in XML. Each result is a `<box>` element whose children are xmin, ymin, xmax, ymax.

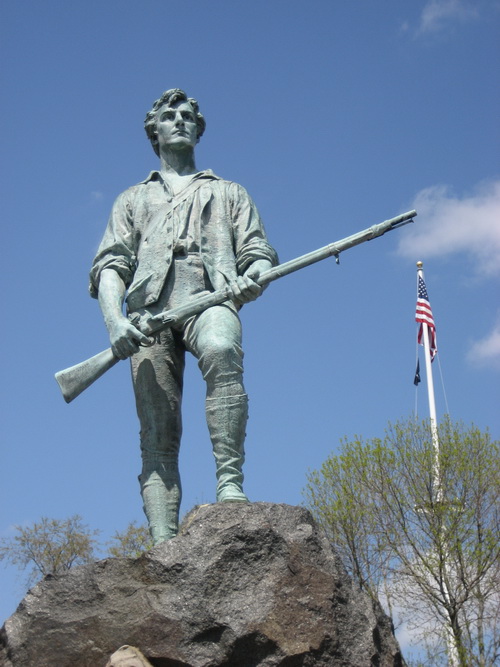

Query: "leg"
<box><xmin>206</xmin><ymin>393</ymin><xmax>249</xmax><ymax>502</ymax></box>
<box><xmin>184</xmin><ymin>305</ymin><xmax>249</xmax><ymax>502</ymax></box>
<box><xmin>130</xmin><ymin>327</ymin><xmax>185</xmax><ymax>544</ymax></box>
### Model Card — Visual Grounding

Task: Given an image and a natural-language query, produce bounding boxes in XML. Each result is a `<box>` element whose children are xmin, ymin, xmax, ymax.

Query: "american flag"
<box><xmin>416</xmin><ymin>275</ymin><xmax>437</xmax><ymax>360</ymax></box>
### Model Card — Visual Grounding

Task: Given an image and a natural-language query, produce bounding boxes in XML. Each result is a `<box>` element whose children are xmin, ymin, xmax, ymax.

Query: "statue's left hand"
<box><xmin>229</xmin><ymin>259</ymin><xmax>273</xmax><ymax>305</ymax></box>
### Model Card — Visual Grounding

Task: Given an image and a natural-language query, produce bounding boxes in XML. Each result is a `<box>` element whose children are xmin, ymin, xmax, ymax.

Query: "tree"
<box><xmin>0</xmin><ymin>515</ymin><xmax>100</xmax><ymax>586</ymax></box>
<box><xmin>107</xmin><ymin>521</ymin><xmax>152</xmax><ymax>558</ymax></box>
<box><xmin>304</xmin><ymin>419</ymin><xmax>500</xmax><ymax>667</ymax></box>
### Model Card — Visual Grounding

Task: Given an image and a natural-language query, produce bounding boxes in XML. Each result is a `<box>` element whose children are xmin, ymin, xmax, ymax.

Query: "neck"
<box><xmin>159</xmin><ymin>147</ymin><xmax>197</xmax><ymax>177</ymax></box>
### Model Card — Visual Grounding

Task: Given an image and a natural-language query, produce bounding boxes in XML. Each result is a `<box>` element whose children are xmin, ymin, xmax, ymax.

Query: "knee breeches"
<box><xmin>130</xmin><ymin>304</ymin><xmax>245</xmax><ymax>464</ymax></box>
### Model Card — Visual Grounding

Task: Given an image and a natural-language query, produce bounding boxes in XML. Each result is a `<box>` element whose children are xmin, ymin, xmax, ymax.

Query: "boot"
<box><xmin>206</xmin><ymin>394</ymin><xmax>249</xmax><ymax>502</ymax></box>
<box><xmin>139</xmin><ymin>462</ymin><xmax>181</xmax><ymax>544</ymax></box>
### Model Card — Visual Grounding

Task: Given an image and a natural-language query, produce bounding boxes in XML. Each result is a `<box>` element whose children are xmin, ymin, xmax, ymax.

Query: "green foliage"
<box><xmin>1</xmin><ymin>515</ymin><xmax>153</xmax><ymax>598</ymax></box>
<box><xmin>0</xmin><ymin>515</ymin><xmax>100</xmax><ymax>587</ymax></box>
<box><xmin>107</xmin><ymin>521</ymin><xmax>152</xmax><ymax>558</ymax></box>
<box><xmin>1</xmin><ymin>513</ymin><xmax>154</xmax><ymax>585</ymax></box>
<box><xmin>304</xmin><ymin>418</ymin><xmax>500</xmax><ymax>667</ymax></box>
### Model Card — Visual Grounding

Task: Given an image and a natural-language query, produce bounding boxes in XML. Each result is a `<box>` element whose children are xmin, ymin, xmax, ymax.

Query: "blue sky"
<box><xmin>1</xmin><ymin>0</ymin><xmax>499</xmax><ymax>652</ymax></box>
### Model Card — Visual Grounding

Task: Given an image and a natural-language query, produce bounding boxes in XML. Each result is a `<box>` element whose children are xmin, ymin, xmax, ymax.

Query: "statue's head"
<box><xmin>144</xmin><ymin>89</ymin><xmax>206</xmax><ymax>156</ymax></box>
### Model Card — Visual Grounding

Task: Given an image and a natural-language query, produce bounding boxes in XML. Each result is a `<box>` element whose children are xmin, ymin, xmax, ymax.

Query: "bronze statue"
<box><xmin>89</xmin><ymin>89</ymin><xmax>278</xmax><ymax>544</ymax></box>
<box><xmin>55</xmin><ymin>89</ymin><xmax>417</xmax><ymax>546</ymax></box>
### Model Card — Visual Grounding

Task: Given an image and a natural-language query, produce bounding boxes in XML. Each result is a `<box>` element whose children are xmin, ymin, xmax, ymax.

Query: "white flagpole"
<box><xmin>416</xmin><ymin>261</ymin><xmax>440</xmax><ymax>497</ymax></box>
<box><xmin>416</xmin><ymin>262</ymin><xmax>459</xmax><ymax>666</ymax></box>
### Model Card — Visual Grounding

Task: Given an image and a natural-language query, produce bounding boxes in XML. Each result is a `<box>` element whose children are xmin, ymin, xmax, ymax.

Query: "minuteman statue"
<box><xmin>89</xmin><ymin>89</ymin><xmax>278</xmax><ymax>544</ymax></box>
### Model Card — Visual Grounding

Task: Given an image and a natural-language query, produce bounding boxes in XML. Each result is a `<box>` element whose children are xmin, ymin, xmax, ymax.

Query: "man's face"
<box><xmin>155</xmin><ymin>100</ymin><xmax>198</xmax><ymax>152</ymax></box>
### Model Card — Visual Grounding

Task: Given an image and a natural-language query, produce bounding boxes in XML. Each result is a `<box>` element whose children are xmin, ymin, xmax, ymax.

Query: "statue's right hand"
<box><xmin>108</xmin><ymin>317</ymin><xmax>152</xmax><ymax>359</ymax></box>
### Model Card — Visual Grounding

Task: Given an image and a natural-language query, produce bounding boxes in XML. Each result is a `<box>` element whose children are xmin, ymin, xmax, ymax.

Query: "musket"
<box><xmin>55</xmin><ymin>209</ymin><xmax>417</xmax><ymax>403</ymax></box>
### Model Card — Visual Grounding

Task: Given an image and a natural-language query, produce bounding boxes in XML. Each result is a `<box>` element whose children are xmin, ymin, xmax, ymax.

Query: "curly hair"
<box><xmin>144</xmin><ymin>88</ymin><xmax>206</xmax><ymax>156</ymax></box>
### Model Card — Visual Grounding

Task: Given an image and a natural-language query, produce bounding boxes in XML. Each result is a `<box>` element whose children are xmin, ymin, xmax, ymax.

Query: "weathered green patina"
<box><xmin>55</xmin><ymin>89</ymin><xmax>417</xmax><ymax>546</ymax></box>
<box><xmin>89</xmin><ymin>89</ymin><xmax>278</xmax><ymax>544</ymax></box>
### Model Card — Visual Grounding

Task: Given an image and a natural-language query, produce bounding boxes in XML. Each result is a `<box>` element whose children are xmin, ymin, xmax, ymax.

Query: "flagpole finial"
<box><xmin>416</xmin><ymin>261</ymin><xmax>423</xmax><ymax>269</ymax></box>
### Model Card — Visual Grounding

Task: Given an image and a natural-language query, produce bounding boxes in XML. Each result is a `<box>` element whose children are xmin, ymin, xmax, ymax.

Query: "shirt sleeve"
<box><xmin>229</xmin><ymin>182</ymin><xmax>279</xmax><ymax>275</ymax></box>
<box><xmin>88</xmin><ymin>189</ymin><xmax>138</xmax><ymax>299</ymax></box>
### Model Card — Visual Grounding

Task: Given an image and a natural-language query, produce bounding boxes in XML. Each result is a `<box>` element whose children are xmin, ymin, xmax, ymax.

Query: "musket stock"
<box><xmin>55</xmin><ymin>209</ymin><xmax>416</xmax><ymax>402</ymax></box>
<box><xmin>55</xmin><ymin>348</ymin><xmax>119</xmax><ymax>403</ymax></box>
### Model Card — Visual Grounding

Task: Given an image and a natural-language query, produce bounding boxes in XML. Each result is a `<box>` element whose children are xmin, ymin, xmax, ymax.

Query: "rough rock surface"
<box><xmin>0</xmin><ymin>503</ymin><xmax>403</xmax><ymax>666</ymax></box>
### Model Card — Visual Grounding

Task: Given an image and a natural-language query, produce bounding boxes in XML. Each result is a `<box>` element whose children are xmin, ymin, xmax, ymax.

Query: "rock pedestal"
<box><xmin>0</xmin><ymin>503</ymin><xmax>403</xmax><ymax>666</ymax></box>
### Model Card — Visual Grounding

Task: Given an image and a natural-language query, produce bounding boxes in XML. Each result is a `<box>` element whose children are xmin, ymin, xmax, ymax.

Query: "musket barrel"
<box><xmin>257</xmin><ymin>209</ymin><xmax>416</xmax><ymax>285</ymax></box>
<box><xmin>55</xmin><ymin>208</ymin><xmax>416</xmax><ymax>402</ymax></box>
<box><xmin>141</xmin><ymin>210</ymin><xmax>416</xmax><ymax>332</ymax></box>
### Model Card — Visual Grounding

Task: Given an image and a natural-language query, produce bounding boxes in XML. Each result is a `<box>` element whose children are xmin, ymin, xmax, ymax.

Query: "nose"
<box><xmin>174</xmin><ymin>112</ymin><xmax>185</xmax><ymax>126</ymax></box>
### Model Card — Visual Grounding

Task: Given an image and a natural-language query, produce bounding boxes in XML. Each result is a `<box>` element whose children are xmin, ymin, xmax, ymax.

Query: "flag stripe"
<box><xmin>416</xmin><ymin>275</ymin><xmax>437</xmax><ymax>361</ymax></box>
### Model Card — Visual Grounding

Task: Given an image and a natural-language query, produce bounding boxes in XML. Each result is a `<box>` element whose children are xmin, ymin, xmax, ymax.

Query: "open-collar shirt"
<box><xmin>90</xmin><ymin>170</ymin><xmax>278</xmax><ymax>312</ymax></box>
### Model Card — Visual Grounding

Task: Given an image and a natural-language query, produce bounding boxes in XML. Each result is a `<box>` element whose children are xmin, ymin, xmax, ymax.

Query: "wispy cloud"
<box><xmin>397</xmin><ymin>179</ymin><xmax>500</xmax><ymax>277</ymax></box>
<box><xmin>398</xmin><ymin>179</ymin><xmax>500</xmax><ymax>368</ymax></box>
<box><xmin>467</xmin><ymin>314</ymin><xmax>500</xmax><ymax>369</ymax></box>
<box><xmin>416</xmin><ymin>0</ymin><xmax>479</xmax><ymax>36</ymax></box>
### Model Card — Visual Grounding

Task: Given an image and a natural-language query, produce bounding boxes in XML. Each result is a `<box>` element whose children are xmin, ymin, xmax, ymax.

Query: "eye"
<box><xmin>160</xmin><ymin>111</ymin><xmax>175</xmax><ymax>122</ymax></box>
<box><xmin>182</xmin><ymin>112</ymin><xmax>195</xmax><ymax>122</ymax></box>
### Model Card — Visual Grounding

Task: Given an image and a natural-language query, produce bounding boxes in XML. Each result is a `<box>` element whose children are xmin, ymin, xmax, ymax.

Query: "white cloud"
<box><xmin>397</xmin><ymin>179</ymin><xmax>500</xmax><ymax>277</ymax></box>
<box><xmin>467</xmin><ymin>315</ymin><xmax>500</xmax><ymax>368</ymax></box>
<box><xmin>417</xmin><ymin>0</ymin><xmax>478</xmax><ymax>35</ymax></box>
<box><xmin>398</xmin><ymin>179</ymin><xmax>500</xmax><ymax>369</ymax></box>
<box><xmin>90</xmin><ymin>191</ymin><xmax>104</xmax><ymax>201</ymax></box>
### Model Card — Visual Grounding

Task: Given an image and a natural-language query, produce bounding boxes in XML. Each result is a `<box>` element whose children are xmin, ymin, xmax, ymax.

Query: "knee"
<box><xmin>203</xmin><ymin>334</ymin><xmax>242</xmax><ymax>360</ymax></box>
<box><xmin>198</xmin><ymin>336</ymin><xmax>244</xmax><ymax>383</ymax></box>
